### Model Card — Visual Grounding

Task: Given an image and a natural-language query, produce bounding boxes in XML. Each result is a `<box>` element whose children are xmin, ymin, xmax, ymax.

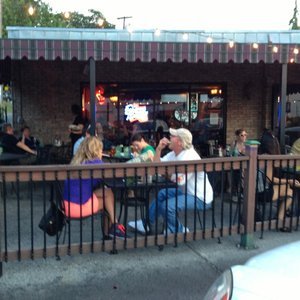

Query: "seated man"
<box><xmin>127</xmin><ymin>133</ymin><xmax>155</xmax><ymax>163</ymax></box>
<box><xmin>1</xmin><ymin>123</ymin><xmax>37</xmax><ymax>156</ymax></box>
<box><xmin>129</xmin><ymin>128</ymin><xmax>213</xmax><ymax>234</ymax></box>
<box><xmin>73</xmin><ymin>124</ymin><xmax>91</xmax><ymax>156</ymax></box>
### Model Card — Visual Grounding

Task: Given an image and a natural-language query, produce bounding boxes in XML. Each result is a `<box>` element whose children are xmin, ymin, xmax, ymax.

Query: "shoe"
<box><xmin>279</xmin><ymin>226</ymin><xmax>292</xmax><ymax>233</ymax></box>
<box><xmin>285</xmin><ymin>210</ymin><xmax>292</xmax><ymax>218</ymax></box>
<box><xmin>232</xmin><ymin>195</ymin><xmax>238</xmax><ymax>203</ymax></box>
<box><xmin>109</xmin><ymin>223</ymin><xmax>127</xmax><ymax>239</ymax></box>
<box><xmin>128</xmin><ymin>219</ymin><xmax>150</xmax><ymax>234</ymax></box>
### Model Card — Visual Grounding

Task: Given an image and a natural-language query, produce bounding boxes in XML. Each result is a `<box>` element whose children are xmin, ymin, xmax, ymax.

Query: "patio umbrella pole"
<box><xmin>89</xmin><ymin>57</ymin><xmax>96</xmax><ymax>136</ymax></box>
<box><xmin>280</xmin><ymin>63</ymin><xmax>287</xmax><ymax>152</ymax></box>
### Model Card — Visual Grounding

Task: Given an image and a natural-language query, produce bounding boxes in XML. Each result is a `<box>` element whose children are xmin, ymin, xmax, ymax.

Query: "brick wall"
<box><xmin>8</xmin><ymin>59</ymin><xmax>298</xmax><ymax>145</ymax></box>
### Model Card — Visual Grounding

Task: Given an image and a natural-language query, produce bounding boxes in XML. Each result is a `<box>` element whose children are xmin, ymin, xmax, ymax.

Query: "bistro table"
<box><xmin>39</xmin><ymin>144</ymin><xmax>72</xmax><ymax>164</ymax></box>
<box><xmin>103</xmin><ymin>176</ymin><xmax>177</xmax><ymax>231</ymax></box>
<box><xmin>0</xmin><ymin>152</ymin><xmax>32</xmax><ymax>165</ymax></box>
<box><xmin>102</xmin><ymin>152</ymin><xmax>131</xmax><ymax>163</ymax></box>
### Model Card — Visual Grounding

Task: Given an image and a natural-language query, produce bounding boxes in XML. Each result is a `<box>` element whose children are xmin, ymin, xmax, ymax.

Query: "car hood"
<box><xmin>231</xmin><ymin>240</ymin><xmax>300</xmax><ymax>299</ymax></box>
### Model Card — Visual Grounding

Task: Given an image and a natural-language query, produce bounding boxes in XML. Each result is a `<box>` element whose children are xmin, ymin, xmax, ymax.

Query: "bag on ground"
<box><xmin>39</xmin><ymin>202</ymin><xmax>66</xmax><ymax>236</ymax></box>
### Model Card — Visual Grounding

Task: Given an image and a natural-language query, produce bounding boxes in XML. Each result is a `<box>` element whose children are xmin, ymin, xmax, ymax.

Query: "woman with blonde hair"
<box><xmin>63</xmin><ymin>136</ymin><xmax>126</xmax><ymax>238</ymax></box>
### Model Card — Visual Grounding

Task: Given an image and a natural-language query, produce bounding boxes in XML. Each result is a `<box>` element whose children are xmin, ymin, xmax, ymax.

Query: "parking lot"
<box><xmin>1</xmin><ymin>230</ymin><xmax>299</xmax><ymax>300</ymax></box>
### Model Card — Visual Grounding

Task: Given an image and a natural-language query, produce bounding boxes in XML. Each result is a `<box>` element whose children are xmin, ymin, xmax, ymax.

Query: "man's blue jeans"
<box><xmin>148</xmin><ymin>188</ymin><xmax>212</xmax><ymax>233</ymax></box>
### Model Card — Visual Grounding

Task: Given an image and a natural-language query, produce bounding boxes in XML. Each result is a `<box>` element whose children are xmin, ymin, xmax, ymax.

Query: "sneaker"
<box><xmin>128</xmin><ymin>219</ymin><xmax>150</xmax><ymax>234</ymax></box>
<box><xmin>232</xmin><ymin>195</ymin><xmax>238</xmax><ymax>203</ymax></box>
<box><xmin>109</xmin><ymin>223</ymin><xmax>127</xmax><ymax>239</ymax></box>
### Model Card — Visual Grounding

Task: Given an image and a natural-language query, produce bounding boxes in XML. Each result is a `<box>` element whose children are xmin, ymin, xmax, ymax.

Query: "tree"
<box><xmin>2</xmin><ymin>0</ymin><xmax>115</xmax><ymax>37</ymax></box>
<box><xmin>289</xmin><ymin>0</ymin><xmax>299</xmax><ymax>29</ymax></box>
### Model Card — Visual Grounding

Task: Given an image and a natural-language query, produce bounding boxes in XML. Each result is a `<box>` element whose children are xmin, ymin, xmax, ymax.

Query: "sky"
<box><xmin>43</xmin><ymin>0</ymin><xmax>298</xmax><ymax>31</ymax></box>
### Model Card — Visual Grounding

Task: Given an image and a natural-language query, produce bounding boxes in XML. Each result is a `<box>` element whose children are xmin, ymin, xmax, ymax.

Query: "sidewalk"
<box><xmin>1</xmin><ymin>230</ymin><xmax>300</xmax><ymax>300</ymax></box>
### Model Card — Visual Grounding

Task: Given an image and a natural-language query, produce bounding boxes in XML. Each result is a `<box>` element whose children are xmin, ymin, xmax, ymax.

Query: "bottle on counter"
<box><xmin>218</xmin><ymin>145</ymin><xmax>223</xmax><ymax>157</ymax></box>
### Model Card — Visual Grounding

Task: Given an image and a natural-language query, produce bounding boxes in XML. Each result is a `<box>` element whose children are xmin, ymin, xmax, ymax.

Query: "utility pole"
<box><xmin>117</xmin><ymin>16</ymin><xmax>132</xmax><ymax>29</ymax></box>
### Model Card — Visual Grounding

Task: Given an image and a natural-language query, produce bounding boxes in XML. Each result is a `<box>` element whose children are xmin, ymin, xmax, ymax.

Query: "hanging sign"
<box><xmin>125</xmin><ymin>103</ymin><xmax>148</xmax><ymax>122</ymax></box>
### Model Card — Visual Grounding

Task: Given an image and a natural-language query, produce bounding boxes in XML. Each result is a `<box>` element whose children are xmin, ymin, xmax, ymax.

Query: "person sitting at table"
<box><xmin>127</xmin><ymin>133</ymin><xmax>155</xmax><ymax>163</ymax></box>
<box><xmin>73</xmin><ymin>124</ymin><xmax>91</xmax><ymax>156</ymax></box>
<box><xmin>19</xmin><ymin>126</ymin><xmax>39</xmax><ymax>150</ymax></box>
<box><xmin>259</xmin><ymin>129</ymin><xmax>300</xmax><ymax>232</ymax></box>
<box><xmin>227</xmin><ymin>128</ymin><xmax>247</xmax><ymax>197</ymax></box>
<box><xmin>291</xmin><ymin>137</ymin><xmax>300</xmax><ymax>155</ymax></box>
<box><xmin>63</xmin><ymin>136</ymin><xmax>127</xmax><ymax>239</ymax></box>
<box><xmin>289</xmin><ymin>137</ymin><xmax>300</xmax><ymax>171</ymax></box>
<box><xmin>128</xmin><ymin>128</ymin><xmax>213</xmax><ymax>234</ymax></box>
<box><xmin>1</xmin><ymin>123</ymin><xmax>37</xmax><ymax>156</ymax></box>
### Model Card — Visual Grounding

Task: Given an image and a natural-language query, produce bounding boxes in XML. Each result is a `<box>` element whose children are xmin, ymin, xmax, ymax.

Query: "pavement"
<box><xmin>1</xmin><ymin>230</ymin><xmax>300</xmax><ymax>300</ymax></box>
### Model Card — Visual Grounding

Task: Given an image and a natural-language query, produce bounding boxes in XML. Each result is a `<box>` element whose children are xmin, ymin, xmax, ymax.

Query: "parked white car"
<box><xmin>204</xmin><ymin>240</ymin><xmax>300</xmax><ymax>299</ymax></box>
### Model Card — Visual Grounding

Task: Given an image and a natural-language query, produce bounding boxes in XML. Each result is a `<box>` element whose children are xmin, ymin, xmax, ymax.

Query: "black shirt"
<box><xmin>19</xmin><ymin>136</ymin><xmax>38</xmax><ymax>150</ymax></box>
<box><xmin>2</xmin><ymin>134</ymin><xmax>26</xmax><ymax>154</ymax></box>
<box><xmin>70</xmin><ymin>114</ymin><xmax>85</xmax><ymax>146</ymax></box>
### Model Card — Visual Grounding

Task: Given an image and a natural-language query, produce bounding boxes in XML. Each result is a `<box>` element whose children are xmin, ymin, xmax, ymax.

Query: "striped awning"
<box><xmin>1</xmin><ymin>39</ymin><xmax>299</xmax><ymax>63</ymax></box>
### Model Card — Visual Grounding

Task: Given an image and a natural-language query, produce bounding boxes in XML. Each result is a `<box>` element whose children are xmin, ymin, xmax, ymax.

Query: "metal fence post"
<box><xmin>239</xmin><ymin>140</ymin><xmax>260</xmax><ymax>249</ymax></box>
<box><xmin>0</xmin><ymin>181</ymin><xmax>3</xmax><ymax>277</ymax></box>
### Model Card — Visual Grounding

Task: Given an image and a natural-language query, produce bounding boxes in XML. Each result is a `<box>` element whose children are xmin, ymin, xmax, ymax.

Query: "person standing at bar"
<box><xmin>68</xmin><ymin>104</ymin><xmax>85</xmax><ymax>153</ymax></box>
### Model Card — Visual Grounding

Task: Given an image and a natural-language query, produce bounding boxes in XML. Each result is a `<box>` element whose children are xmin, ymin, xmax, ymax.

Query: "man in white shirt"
<box><xmin>129</xmin><ymin>128</ymin><xmax>213</xmax><ymax>234</ymax></box>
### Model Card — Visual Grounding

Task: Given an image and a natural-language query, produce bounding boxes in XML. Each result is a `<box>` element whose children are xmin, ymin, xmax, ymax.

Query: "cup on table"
<box><xmin>110</xmin><ymin>146</ymin><xmax>116</xmax><ymax>157</ymax></box>
<box><xmin>147</xmin><ymin>175</ymin><xmax>153</xmax><ymax>183</ymax></box>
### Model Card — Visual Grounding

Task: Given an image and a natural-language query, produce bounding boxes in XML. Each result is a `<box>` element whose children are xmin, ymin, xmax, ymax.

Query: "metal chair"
<box><xmin>52</xmin><ymin>181</ymin><xmax>109</xmax><ymax>244</ymax></box>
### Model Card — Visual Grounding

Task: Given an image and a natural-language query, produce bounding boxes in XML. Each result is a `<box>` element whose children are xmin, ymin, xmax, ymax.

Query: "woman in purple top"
<box><xmin>63</xmin><ymin>136</ymin><xmax>126</xmax><ymax>238</ymax></box>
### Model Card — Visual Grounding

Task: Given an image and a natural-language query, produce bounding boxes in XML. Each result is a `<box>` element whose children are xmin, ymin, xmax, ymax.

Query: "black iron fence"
<box><xmin>1</xmin><ymin>144</ymin><xmax>300</xmax><ymax>276</ymax></box>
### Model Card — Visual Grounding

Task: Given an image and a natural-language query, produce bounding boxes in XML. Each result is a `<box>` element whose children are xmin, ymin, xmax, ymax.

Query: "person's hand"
<box><xmin>157</xmin><ymin>137</ymin><xmax>170</xmax><ymax>151</ymax></box>
<box><xmin>289</xmin><ymin>179</ymin><xmax>300</xmax><ymax>187</ymax></box>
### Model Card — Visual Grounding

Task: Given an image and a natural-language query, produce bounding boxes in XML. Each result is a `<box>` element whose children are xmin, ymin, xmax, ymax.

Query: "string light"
<box><xmin>207</xmin><ymin>37</ymin><xmax>213</xmax><ymax>44</ymax></box>
<box><xmin>155</xmin><ymin>29</ymin><xmax>161</xmax><ymax>36</ymax></box>
<box><xmin>229</xmin><ymin>40</ymin><xmax>234</xmax><ymax>48</ymax></box>
<box><xmin>28</xmin><ymin>5</ymin><xmax>35</xmax><ymax>16</ymax></box>
<box><xmin>97</xmin><ymin>18</ymin><xmax>104</xmax><ymax>27</ymax></box>
<box><xmin>64</xmin><ymin>12</ymin><xmax>70</xmax><ymax>19</ymax></box>
<box><xmin>182</xmin><ymin>33</ymin><xmax>188</xmax><ymax>41</ymax></box>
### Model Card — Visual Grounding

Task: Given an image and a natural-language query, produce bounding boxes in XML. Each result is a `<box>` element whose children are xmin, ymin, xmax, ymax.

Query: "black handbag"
<box><xmin>39</xmin><ymin>202</ymin><xmax>66</xmax><ymax>236</ymax></box>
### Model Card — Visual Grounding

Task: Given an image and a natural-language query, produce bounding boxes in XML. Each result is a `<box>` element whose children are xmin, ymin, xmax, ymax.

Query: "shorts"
<box><xmin>63</xmin><ymin>193</ymin><xmax>100</xmax><ymax>218</ymax></box>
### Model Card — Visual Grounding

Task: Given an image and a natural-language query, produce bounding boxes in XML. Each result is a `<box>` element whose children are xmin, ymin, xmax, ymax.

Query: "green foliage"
<box><xmin>2</xmin><ymin>0</ymin><xmax>115</xmax><ymax>37</ymax></box>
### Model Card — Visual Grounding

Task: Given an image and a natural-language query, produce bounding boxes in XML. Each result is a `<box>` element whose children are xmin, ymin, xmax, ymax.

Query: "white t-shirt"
<box><xmin>161</xmin><ymin>147</ymin><xmax>213</xmax><ymax>204</ymax></box>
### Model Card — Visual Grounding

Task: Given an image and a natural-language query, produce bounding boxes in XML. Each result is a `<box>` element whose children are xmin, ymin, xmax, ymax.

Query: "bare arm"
<box><xmin>266</xmin><ymin>164</ymin><xmax>300</xmax><ymax>186</ymax></box>
<box><xmin>153</xmin><ymin>137</ymin><xmax>170</xmax><ymax>162</ymax></box>
<box><xmin>16</xmin><ymin>141</ymin><xmax>37</xmax><ymax>155</ymax></box>
<box><xmin>69</xmin><ymin>124</ymin><xmax>84</xmax><ymax>135</ymax></box>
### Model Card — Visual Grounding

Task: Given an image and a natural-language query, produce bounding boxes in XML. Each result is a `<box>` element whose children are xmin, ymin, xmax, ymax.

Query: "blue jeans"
<box><xmin>149</xmin><ymin>188</ymin><xmax>212</xmax><ymax>233</ymax></box>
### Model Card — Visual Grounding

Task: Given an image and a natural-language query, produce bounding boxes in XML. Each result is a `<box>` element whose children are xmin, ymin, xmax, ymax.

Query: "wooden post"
<box><xmin>239</xmin><ymin>140</ymin><xmax>260</xmax><ymax>249</ymax></box>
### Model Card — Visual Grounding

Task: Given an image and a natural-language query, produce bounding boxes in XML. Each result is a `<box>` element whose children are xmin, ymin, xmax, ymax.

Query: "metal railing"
<box><xmin>1</xmin><ymin>143</ymin><xmax>300</xmax><ymax>276</ymax></box>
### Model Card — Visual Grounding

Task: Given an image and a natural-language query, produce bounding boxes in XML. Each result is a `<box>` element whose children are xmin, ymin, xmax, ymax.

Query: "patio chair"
<box><xmin>51</xmin><ymin>181</ymin><xmax>109</xmax><ymax>244</ymax></box>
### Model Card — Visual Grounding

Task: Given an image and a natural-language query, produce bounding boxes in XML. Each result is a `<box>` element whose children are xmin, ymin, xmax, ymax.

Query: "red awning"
<box><xmin>0</xmin><ymin>39</ymin><xmax>299</xmax><ymax>63</ymax></box>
